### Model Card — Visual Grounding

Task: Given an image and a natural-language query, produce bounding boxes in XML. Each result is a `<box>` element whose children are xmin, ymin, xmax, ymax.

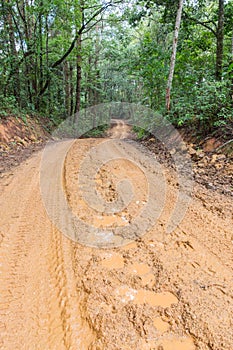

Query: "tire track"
<box><xmin>0</xmin><ymin>155</ymin><xmax>94</xmax><ymax>349</ymax></box>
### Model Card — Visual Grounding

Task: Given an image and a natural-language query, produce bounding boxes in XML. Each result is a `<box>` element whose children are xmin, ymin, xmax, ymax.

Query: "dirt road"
<box><xmin>0</xmin><ymin>120</ymin><xmax>232</xmax><ymax>349</ymax></box>
<box><xmin>107</xmin><ymin>119</ymin><xmax>132</xmax><ymax>139</ymax></box>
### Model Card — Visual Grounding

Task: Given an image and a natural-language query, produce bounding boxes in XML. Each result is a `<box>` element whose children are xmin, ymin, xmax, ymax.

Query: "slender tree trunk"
<box><xmin>75</xmin><ymin>35</ymin><xmax>82</xmax><ymax>114</ymax></box>
<box><xmin>36</xmin><ymin>0</ymin><xmax>43</xmax><ymax>110</ymax></box>
<box><xmin>232</xmin><ymin>29</ymin><xmax>233</xmax><ymax>61</ymax></box>
<box><xmin>166</xmin><ymin>0</ymin><xmax>184</xmax><ymax>111</ymax></box>
<box><xmin>94</xmin><ymin>26</ymin><xmax>99</xmax><ymax>105</ymax></box>
<box><xmin>4</xmin><ymin>0</ymin><xmax>21</xmax><ymax>105</ymax></box>
<box><xmin>18</xmin><ymin>0</ymin><xmax>35</xmax><ymax>104</ymax></box>
<box><xmin>74</xmin><ymin>0</ymin><xmax>84</xmax><ymax>115</ymax></box>
<box><xmin>64</xmin><ymin>61</ymin><xmax>70</xmax><ymax>115</ymax></box>
<box><xmin>93</xmin><ymin>24</ymin><xmax>101</xmax><ymax>111</ymax></box>
<box><xmin>216</xmin><ymin>0</ymin><xmax>224</xmax><ymax>81</ymax></box>
<box><xmin>70</xmin><ymin>64</ymin><xmax>74</xmax><ymax>115</ymax></box>
<box><xmin>45</xmin><ymin>14</ymin><xmax>52</xmax><ymax>115</ymax></box>
<box><xmin>87</xmin><ymin>55</ymin><xmax>93</xmax><ymax>105</ymax></box>
<box><xmin>231</xmin><ymin>30</ymin><xmax>233</xmax><ymax>103</ymax></box>
<box><xmin>22</xmin><ymin>0</ymin><xmax>37</xmax><ymax>104</ymax></box>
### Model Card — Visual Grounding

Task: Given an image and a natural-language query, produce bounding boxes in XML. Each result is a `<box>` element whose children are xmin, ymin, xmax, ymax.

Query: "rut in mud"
<box><xmin>0</xmin><ymin>120</ymin><xmax>232</xmax><ymax>349</ymax></box>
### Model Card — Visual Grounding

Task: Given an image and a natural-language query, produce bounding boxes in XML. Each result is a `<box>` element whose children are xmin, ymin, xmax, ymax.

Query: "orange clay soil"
<box><xmin>0</xmin><ymin>120</ymin><xmax>232</xmax><ymax>349</ymax></box>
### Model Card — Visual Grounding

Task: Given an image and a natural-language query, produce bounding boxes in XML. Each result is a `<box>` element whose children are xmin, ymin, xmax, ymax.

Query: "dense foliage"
<box><xmin>0</xmin><ymin>0</ymin><xmax>232</xmax><ymax>133</ymax></box>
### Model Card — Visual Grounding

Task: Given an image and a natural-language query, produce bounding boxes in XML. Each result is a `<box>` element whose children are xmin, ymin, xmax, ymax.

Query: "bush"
<box><xmin>169</xmin><ymin>80</ymin><xmax>233</xmax><ymax>133</ymax></box>
<box><xmin>0</xmin><ymin>95</ymin><xmax>18</xmax><ymax>117</ymax></box>
<box><xmin>133</xmin><ymin>126</ymin><xmax>149</xmax><ymax>139</ymax></box>
<box><xmin>81</xmin><ymin>124</ymin><xmax>109</xmax><ymax>138</ymax></box>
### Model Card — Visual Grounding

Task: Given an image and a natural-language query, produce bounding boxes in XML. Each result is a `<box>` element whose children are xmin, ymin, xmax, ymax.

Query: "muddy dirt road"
<box><xmin>107</xmin><ymin>119</ymin><xmax>132</xmax><ymax>139</ymax></box>
<box><xmin>0</xmin><ymin>120</ymin><xmax>232</xmax><ymax>349</ymax></box>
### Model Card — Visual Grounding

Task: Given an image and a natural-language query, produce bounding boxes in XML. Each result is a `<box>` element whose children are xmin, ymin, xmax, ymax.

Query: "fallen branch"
<box><xmin>216</xmin><ymin>139</ymin><xmax>233</xmax><ymax>152</ymax></box>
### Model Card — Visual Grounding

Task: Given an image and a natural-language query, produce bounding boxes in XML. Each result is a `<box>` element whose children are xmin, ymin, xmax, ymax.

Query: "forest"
<box><xmin>0</xmin><ymin>0</ymin><xmax>233</xmax><ymax>135</ymax></box>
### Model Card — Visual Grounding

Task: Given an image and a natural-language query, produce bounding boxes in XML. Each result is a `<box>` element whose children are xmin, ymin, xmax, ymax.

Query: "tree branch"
<box><xmin>183</xmin><ymin>11</ymin><xmax>217</xmax><ymax>37</ymax></box>
<box><xmin>39</xmin><ymin>1</ymin><xmax>118</xmax><ymax>96</ymax></box>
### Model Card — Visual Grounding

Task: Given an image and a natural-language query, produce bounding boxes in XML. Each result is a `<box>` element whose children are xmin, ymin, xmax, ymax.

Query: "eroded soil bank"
<box><xmin>0</xmin><ymin>115</ymin><xmax>50</xmax><ymax>174</ymax></box>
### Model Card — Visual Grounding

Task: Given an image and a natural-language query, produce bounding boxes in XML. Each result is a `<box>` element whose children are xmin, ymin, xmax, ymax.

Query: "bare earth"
<box><xmin>0</xmin><ymin>120</ymin><xmax>232</xmax><ymax>349</ymax></box>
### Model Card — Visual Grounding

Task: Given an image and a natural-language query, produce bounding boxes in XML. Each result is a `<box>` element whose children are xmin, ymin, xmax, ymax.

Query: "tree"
<box><xmin>39</xmin><ymin>1</ymin><xmax>121</xmax><ymax>99</ymax></box>
<box><xmin>183</xmin><ymin>0</ymin><xmax>226</xmax><ymax>82</ymax></box>
<box><xmin>1</xmin><ymin>0</ymin><xmax>20</xmax><ymax>104</ymax></box>
<box><xmin>216</xmin><ymin>0</ymin><xmax>224</xmax><ymax>81</ymax></box>
<box><xmin>166</xmin><ymin>0</ymin><xmax>183</xmax><ymax>111</ymax></box>
<box><xmin>0</xmin><ymin>0</ymin><xmax>124</xmax><ymax>114</ymax></box>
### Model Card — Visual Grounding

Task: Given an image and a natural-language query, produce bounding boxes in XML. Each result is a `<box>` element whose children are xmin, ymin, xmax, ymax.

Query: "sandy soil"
<box><xmin>0</xmin><ymin>120</ymin><xmax>232</xmax><ymax>349</ymax></box>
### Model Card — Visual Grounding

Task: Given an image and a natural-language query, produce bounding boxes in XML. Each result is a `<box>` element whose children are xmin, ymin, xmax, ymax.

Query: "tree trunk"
<box><xmin>36</xmin><ymin>0</ymin><xmax>43</xmax><ymax>110</ymax></box>
<box><xmin>216</xmin><ymin>0</ymin><xmax>224</xmax><ymax>81</ymax></box>
<box><xmin>39</xmin><ymin>6</ymin><xmax>43</xmax><ymax>90</ymax></box>
<box><xmin>63</xmin><ymin>60</ymin><xmax>74</xmax><ymax>116</ymax></box>
<box><xmin>64</xmin><ymin>61</ymin><xmax>70</xmax><ymax>115</ymax></box>
<box><xmin>23</xmin><ymin>0</ymin><xmax>37</xmax><ymax>103</ymax></box>
<box><xmin>70</xmin><ymin>64</ymin><xmax>74</xmax><ymax>115</ymax></box>
<box><xmin>87</xmin><ymin>55</ymin><xmax>93</xmax><ymax>106</ymax></box>
<box><xmin>93</xmin><ymin>24</ymin><xmax>101</xmax><ymax>110</ymax></box>
<box><xmin>75</xmin><ymin>35</ymin><xmax>82</xmax><ymax>114</ymax></box>
<box><xmin>166</xmin><ymin>0</ymin><xmax>184</xmax><ymax>111</ymax></box>
<box><xmin>74</xmin><ymin>0</ymin><xmax>84</xmax><ymax>115</ymax></box>
<box><xmin>231</xmin><ymin>30</ymin><xmax>233</xmax><ymax>103</ymax></box>
<box><xmin>45</xmin><ymin>14</ymin><xmax>52</xmax><ymax>115</ymax></box>
<box><xmin>4</xmin><ymin>0</ymin><xmax>21</xmax><ymax>105</ymax></box>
